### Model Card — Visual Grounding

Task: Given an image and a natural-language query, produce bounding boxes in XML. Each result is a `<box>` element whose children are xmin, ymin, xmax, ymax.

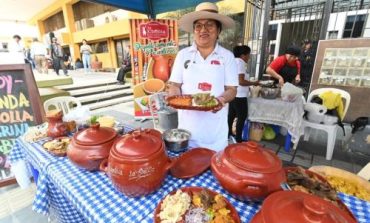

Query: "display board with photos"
<box><xmin>311</xmin><ymin>39</ymin><xmax>370</xmax><ymax>122</ymax></box>
<box><xmin>318</xmin><ymin>47</ymin><xmax>370</xmax><ymax>87</ymax></box>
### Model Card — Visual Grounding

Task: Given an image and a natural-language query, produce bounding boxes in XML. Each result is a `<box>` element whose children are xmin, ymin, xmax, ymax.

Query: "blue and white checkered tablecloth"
<box><xmin>33</xmin><ymin>172</ymin><xmax>87</xmax><ymax>223</ymax></box>
<box><xmin>9</xmin><ymin>137</ymin><xmax>61</xmax><ymax>171</ymax></box>
<box><xmin>338</xmin><ymin>192</ymin><xmax>370</xmax><ymax>223</ymax></box>
<box><xmin>41</xmin><ymin>158</ymin><xmax>186</xmax><ymax>223</ymax></box>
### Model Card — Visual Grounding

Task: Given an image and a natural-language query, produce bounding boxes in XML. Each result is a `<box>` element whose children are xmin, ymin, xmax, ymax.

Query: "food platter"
<box><xmin>284</xmin><ymin>167</ymin><xmax>357</xmax><ymax>221</ymax></box>
<box><xmin>167</xmin><ymin>95</ymin><xmax>220</xmax><ymax>111</ymax></box>
<box><xmin>43</xmin><ymin>137</ymin><xmax>71</xmax><ymax>157</ymax></box>
<box><xmin>170</xmin><ymin>148</ymin><xmax>216</xmax><ymax>179</ymax></box>
<box><xmin>154</xmin><ymin>186</ymin><xmax>240</xmax><ymax>223</ymax></box>
<box><xmin>309</xmin><ymin>165</ymin><xmax>370</xmax><ymax>202</ymax></box>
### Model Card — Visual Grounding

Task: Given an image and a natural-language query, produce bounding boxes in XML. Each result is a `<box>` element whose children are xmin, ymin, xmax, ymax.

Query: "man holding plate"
<box><xmin>168</xmin><ymin>2</ymin><xmax>238</xmax><ymax>151</ymax></box>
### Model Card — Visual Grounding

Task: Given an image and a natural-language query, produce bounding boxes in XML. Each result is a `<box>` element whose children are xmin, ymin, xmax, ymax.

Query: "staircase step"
<box><xmin>87</xmin><ymin>96</ymin><xmax>134</xmax><ymax>110</ymax></box>
<box><xmin>68</xmin><ymin>84</ymin><xmax>130</xmax><ymax>96</ymax></box>
<box><xmin>57</xmin><ymin>80</ymin><xmax>118</xmax><ymax>91</ymax></box>
<box><xmin>78</xmin><ymin>88</ymin><xmax>133</xmax><ymax>103</ymax></box>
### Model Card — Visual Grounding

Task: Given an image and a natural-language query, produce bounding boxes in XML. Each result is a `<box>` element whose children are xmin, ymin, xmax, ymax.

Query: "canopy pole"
<box><xmin>146</xmin><ymin>0</ymin><xmax>155</xmax><ymax>19</ymax></box>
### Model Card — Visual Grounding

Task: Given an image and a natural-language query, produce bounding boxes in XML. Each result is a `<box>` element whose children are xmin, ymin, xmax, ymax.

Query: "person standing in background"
<box><xmin>300</xmin><ymin>39</ymin><xmax>315</xmax><ymax>95</ymax></box>
<box><xmin>228</xmin><ymin>45</ymin><xmax>259</xmax><ymax>143</ymax></box>
<box><xmin>80</xmin><ymin>39</ymin><xmax>92</xmax><ymax>73</ymax></box>
<box><xmin>9</xmin><ymin>35</ymin><xmax>24</xmax><ymax>53</ymax></box>
<box><xmin>31</xmin><ymin>38</ymin><xmax>48</xmax><ymax>74</ymax></box>
<box><xmin>50</xmin><ymin>37</ymin><xmax>68</xmax><ymax>76</ymax></box>
<box><xmin>8</xmin><ymin>34</ymin><xmax>26</xmax><ymax>63</ymax></box>
<box><xmin>265</xmin><ymin>45</ymin><xmax>301</xmax><ymax>86</ymax></box>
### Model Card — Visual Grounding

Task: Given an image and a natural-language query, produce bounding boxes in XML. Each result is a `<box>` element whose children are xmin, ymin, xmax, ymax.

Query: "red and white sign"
<box><xmin>198</xmin><ymin>82</ymin><xmax>212</xmax><ymax>91</ymax></box>
<box><xmin>139</xmin><ymin>21</ymin><xmax>169</xmax><ymax>41</ymax></box>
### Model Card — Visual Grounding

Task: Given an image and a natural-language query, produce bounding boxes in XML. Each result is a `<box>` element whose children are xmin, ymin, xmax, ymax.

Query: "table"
<box><xmin>248</xmin><ymin>97</ymin><xmax>305</xmax><ymax>150</ymax></box>
<box><xmin>9</xmin><ymin>126</ymin><xmax>370</xmax><ymax>223</ymax></box>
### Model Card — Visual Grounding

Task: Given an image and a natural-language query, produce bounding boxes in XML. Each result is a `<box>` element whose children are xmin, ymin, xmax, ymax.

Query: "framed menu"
<box><xmin>311</xmin><ymin>39</ymin><xmax>370</xmax><ymax>121</ymax></box>
<box><xmin>0</xmin><ymin>64</ymin><xmax>44</xmax><ymax>186</ymax></box>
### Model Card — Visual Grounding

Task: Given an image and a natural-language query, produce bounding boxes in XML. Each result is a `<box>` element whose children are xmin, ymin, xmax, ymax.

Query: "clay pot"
<box><xmin>67</xmin><ymin>123</ymin><xmax>118</xmax><ymax>171</ymax></box>
<box><xmin>100</xmin><ymin>129</ymin><xmax>172</xmax><ymax>197</ymax></box>
<box><xmin>211</xmin><ymin>141</ymin><xmax>286</xmax><ymax>201</ymax></box>
<box><xmin>152</xmin><ymin>55</ymin><xmax>173</xmax><ymax>82</ymax></box>
<box><xmin>250</xmin><ymin>191</ymin><xmax>357</xmax><ymax>223</ymax></box>
<box><xmin>46</xmin><ymin>110</ymin><xmax>67</xmax><ymax>138</ymax></box>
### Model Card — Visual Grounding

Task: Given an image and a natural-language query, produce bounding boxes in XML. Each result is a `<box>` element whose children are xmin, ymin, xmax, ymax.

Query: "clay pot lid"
<box><xmin>112</xmin><ymin>130</ymin><xmax>162</xmax><ymax>160</ymax></box>
<box><xmin>170</xmin><ymin>148</ymin><xmax>216</xmax><ymax>179</ymax></box>
<box><xmin>224</xmin><ymin>141</ymin><xmax>281</xmax><ymax>173</ymax></box>
<box><xmin>260</xmin><ymin>191</ymin><xmax>356</xmax><ymax>223</ymax></box>
<box><xmin>73</xmin><ymin>123</ymin><xmax>117</xmax><ymax>146</ymax></box>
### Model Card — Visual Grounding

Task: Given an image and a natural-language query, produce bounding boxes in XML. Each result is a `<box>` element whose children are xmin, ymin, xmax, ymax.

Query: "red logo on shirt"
<box><xmin>211</xmin><ymin>60</ymin><xmax>220</xmax><ymax>65</ymax></box>
<box><xmin>198</xmin><ymin>82</ymin><xmax>212</xmax><ymax>91</ymax></box>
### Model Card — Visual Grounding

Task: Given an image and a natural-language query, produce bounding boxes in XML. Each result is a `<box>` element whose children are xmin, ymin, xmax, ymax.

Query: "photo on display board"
<box><xmin>346</xmin><ymin>78</ymin><xmax>360</xmax><ymax>86</ymax></box>
<box><xmin>324</xmin><ymin>48</ymin><xmax>337</xmax><ymax>57</ymax></box>
<box><xmin>336</xmin><ymin>58</ymin><xmax>351</xmax><ymax>67</ymax></box>
<box><xmin>333</xmin><ymin>68</ymin><xmax>347</xmax><ymax>76</ymax></box>
<box><xmin>353</xmin><ymin>48</ymin><xmax>368</xmax><ymax>57</ymax></box>
<box><xmin>347</xmin><ymin>68</ymin><xmax>363</xmax><ymax>77</ymax></box>
<box><xmin>351</xmin><ymin>58</ymin><xmax>366</xmax><ymax>67</ymax></box>
<box><xmin>332</xmin><ymin>78</ymin><xmax>346</xmax><ymax>85</ymax></box>
<box><xmin>319</xmin><ymin>77</ymin><xmax>332</xmax><ymax>85</ymax></box>
<box><xmin>323</xmin><ymin>58</ymin><xmax>336</xmax><ymax>67</ymax></box>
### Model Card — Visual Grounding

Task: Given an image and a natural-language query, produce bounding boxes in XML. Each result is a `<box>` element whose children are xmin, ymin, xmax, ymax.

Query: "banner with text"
<box><xmin>0</xmin><ymin>64</ymin><xmax>44</xmax><ymax>185</ymax></box>
<box><xmin>129</xmin><ymin>19</ymin><xmax>178</xmax><ymax>118</ymax></box>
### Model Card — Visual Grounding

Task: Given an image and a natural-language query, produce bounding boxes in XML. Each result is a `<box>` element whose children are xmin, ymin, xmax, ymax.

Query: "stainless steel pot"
<box><xmin>163</xmin><ymin>129</ymin><xmax>191</xmax><ymax>153</ymax></box>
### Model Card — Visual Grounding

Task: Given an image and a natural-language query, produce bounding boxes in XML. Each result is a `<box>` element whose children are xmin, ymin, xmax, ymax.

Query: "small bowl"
<box><xmin>143</xmin><ymin>78</ymin><xmax>165</xmax><ymax>95</ymax></box>
<box><xmin>260</xmin><ymin>87</ymin><xmax>280</xmax><ymax>99</ymax></box>
<box><xmin>163</xmin><ymin>129</ymin><xmax>191</xmax><ymax>153</ymax></box>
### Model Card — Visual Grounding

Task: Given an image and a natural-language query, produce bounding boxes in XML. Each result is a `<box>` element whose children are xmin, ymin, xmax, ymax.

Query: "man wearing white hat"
<box><xmin>168</xmin><ymin>2</ymin><xmax>238</xmax><ymax>151</ymax></box>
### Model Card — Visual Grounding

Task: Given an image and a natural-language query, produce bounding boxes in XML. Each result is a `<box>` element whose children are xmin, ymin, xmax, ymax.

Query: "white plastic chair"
<box><xmin>302</xmin><ymin>88</ymin><xmax>351</xmax><ymax>160</ymax></box>
<box><xmin>357</xmin><ymin>162</ymin><xmax>370</xmax><ymax>180</ymax></box>
<box><xmin>44</xmin><ymin>96</ymin><xmax>82</xmax><ymax>115</ymax></box>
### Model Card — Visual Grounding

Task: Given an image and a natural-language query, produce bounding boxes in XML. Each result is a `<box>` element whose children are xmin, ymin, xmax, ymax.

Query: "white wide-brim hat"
<box><xmin>179</xmin><ymin>2</ymin><xmax>235</xmax><ymax>33</ymax></box>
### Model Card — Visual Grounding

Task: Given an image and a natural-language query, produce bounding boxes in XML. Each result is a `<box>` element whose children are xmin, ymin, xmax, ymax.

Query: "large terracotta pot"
<box><xmin>100</xmin><ymin>129</ymin><xmax>172</xmax><ymax>197</ymax></box>
<box><xmin>250</xmin><ymin>191</ymin><xmax>357</xmax><ymax>223</ymax></box>
<box><xmin>152</xmin><ymin>55</ymin><xmax>173</xmax><ymax>82</ymax></box>
<box><xmin>211</xmin><ymin>141</ymin><xmax>286</xmax><ymax>201</ymax></box>
<box><xmin>67</xmin><ymin>123</ymin><xmax>118</xmax><ymax>171</ymax></box>
<box><xmin>46</xmin><ymin>110</ymin><xmax>67</xmax><ymax>138</ymax></box>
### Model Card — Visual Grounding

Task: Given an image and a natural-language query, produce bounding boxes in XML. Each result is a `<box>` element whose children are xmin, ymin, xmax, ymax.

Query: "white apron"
<box><xmin>178</xmin><ymin>56</ymin><xmax>228</xmax><ymax>152</ymax></box>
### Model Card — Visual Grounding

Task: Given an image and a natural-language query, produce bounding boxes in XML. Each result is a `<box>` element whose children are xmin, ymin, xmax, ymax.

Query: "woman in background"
<box><xmin>80</xmin><ymin>39</ymin><xmax>92</xmax><ymax>73</ymax></box>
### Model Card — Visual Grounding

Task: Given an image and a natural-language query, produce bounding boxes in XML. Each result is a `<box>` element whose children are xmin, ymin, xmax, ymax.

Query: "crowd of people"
<box><xmin>7</xmin><ymin>34</ymin><xmax>97</xmax><ymax>76</ymax></box>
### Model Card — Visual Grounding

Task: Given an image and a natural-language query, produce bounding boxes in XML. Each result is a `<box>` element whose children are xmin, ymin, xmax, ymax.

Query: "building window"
<box><xmin>90</xmin><ymin>41</ymin><xmax>108</xmax><ymax>53</ymax></box>
<box><xmin>343</xmin><ymin>15</ymin><xmax>366</xmax><ymax>38</ymax></box>
<box><xmin>328</xmin><ymin>31</ymin><xmax>338</xmax><ymax>39</ymax></box>
<box><xmin>268</xmin><ymin>24</ymin><xmax>278</xmax><ymax>40</ymax></box>
<box><xmin>44</xmin><ymin>11</ymin><xmax>65</xmax><ymax>33</ymax></box>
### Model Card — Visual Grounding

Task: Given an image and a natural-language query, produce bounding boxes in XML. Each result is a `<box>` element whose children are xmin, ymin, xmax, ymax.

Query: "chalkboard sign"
<box><xmin>0</xmin><ymin>64</ymin><xmax>44</xmax><ymax>186</ymax></box>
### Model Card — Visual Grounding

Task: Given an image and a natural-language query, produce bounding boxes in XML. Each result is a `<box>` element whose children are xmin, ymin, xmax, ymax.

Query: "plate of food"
<box><xmin>167</xmin><ymin>93</ymin><xmax>219</xmax><ymax>111</ymax></box>
<box><xmin>309</xmin><ymin>165</ymin><xmax>370</xmax><ymax>202</ymax></box>
<box><xmin>154</xmin><ymin>187</ymin><xmax>240</xmax><ymax>223</ymax></box>
<box><xmin>285</xmin><ymin>166</ymin><xmax>357</xmax><ymax>220</ymax></box>
<box><xmin>23</xmin><ymin>123</ymin><xmax>48</xmax><ymax>142</ymax></box>
<box><xmin>43</xmin><ymin>137</ymin><xmax>71</xmax><ymax>157</ymax></box>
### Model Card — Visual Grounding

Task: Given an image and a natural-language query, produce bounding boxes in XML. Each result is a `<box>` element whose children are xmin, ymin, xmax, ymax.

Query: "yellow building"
<box><xmin>29</xmin><ymin>0</ymin><xmax>146</xmax><ymax>69</ymax></box>
<box><xmin>29</xmin><ymin>0</ymin><xmax>245</xmax><ymax>69</ymax></box>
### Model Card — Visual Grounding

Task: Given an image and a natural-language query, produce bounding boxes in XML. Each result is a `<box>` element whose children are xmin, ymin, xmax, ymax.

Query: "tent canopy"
<box><xmin>84</xmin><ymin>0</ymin><xmax>219</xmax><ymax>18</ymax></box>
